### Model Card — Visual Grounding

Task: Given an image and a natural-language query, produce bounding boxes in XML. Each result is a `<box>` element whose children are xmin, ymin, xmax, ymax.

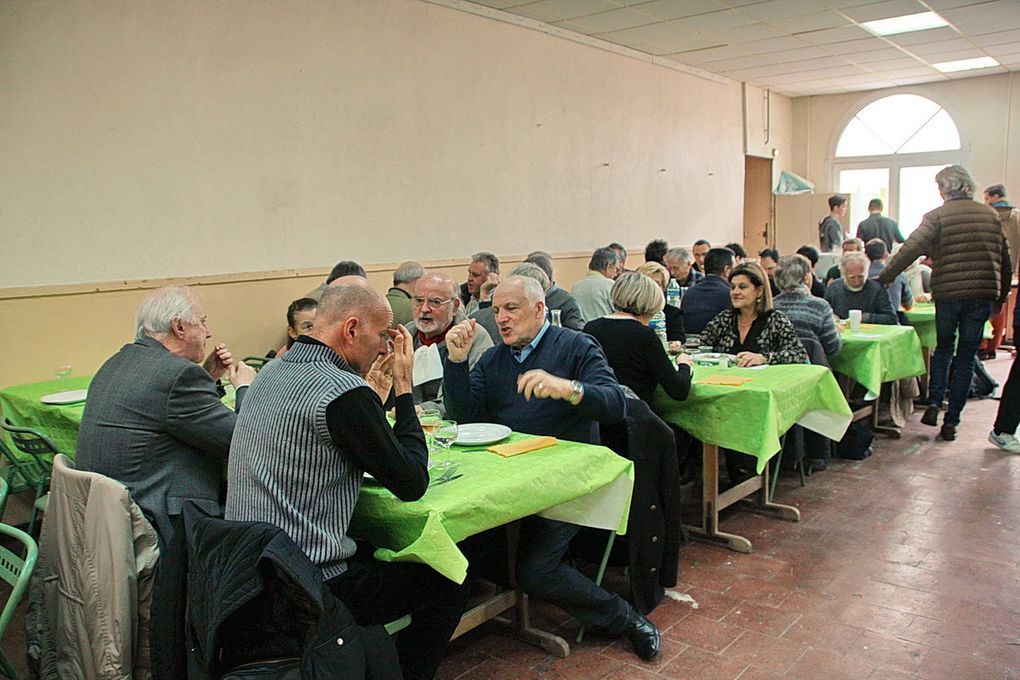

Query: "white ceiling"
<box><xmin>458</xmin><ymin>0</ymin><xmax>1020</xmax><ymax>96</ymax></box>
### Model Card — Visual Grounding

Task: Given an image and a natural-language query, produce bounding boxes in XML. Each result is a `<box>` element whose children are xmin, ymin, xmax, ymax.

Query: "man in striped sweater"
<box><xmin>226</xmin><ymin>277</ymin><xmax>468</xmax><ymax>680</ymax></box>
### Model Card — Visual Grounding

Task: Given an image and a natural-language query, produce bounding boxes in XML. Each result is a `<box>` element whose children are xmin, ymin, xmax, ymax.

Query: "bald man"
<box><xmin>442</xmin><ymin>277</ymin><xmax>660</xmax><ymax>661</ymax></box>
<box><xmin>226</xmin><ymin>277</ymin><xmax>468</xmax><ymax>680</ymax></box>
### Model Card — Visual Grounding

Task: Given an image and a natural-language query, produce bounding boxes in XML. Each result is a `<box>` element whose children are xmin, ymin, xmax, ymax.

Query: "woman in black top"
<box><xmin>583</xmin><ymin>272</ymin><xmax>693</xmax><ymax>404</ymax></box>
<box><xmin>635</xmin><ymin>261</ymin><xmax>686</xmax><ymax>346</ymax></box>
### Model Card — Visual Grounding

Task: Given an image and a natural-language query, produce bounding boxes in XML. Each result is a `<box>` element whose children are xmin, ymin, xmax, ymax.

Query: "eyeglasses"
<box><xmin>412</xmin><ymin>296</ymin><xmax>454</xmax><ymax>308</ymax></box>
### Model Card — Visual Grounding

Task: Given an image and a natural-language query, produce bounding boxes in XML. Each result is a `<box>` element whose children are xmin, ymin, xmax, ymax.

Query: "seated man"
<box><xmin>692</xmin><ymin>239</ymin><xmax>711</xmax><ymax>273</ymax></box>
<box><xmin>524</xmin><ymin>251</ymin><xmax>585</xmax><ymax>330</ymax></box>
<box><xmin>226</xmin><ymin>278</ymin><xmax>468</xmax><ymax>680</ymax></box>
<box><xmin>572</xmin><ymin>246</ymin><xmax>620</xmax><ymax>322</ymax></box>
<box><xmin>724</xmin><ymin>242</ymin><xmax>746</xmax><ymax>264</ymax></box>
<box><xmin>664</xmin><ymin>246</ymin><xmax>703</xmax><ymax>289</ymax></box>
<box><xmin>443</xmin><ymin>276</ymin><xmax>660</xmax><ymax>661</ymax></box>
<box><xmin>825</xmin><ymin>252</ymin><xmax>898</xmax><ymax>325</ymax></box>
<box><xmin>773</xmin><ymin>256</ymin><xmax>841</xmax><ymax>359</ymax></box>
<box><xmin>305</xmin><ymin>260</ymin><xmax>367</xmax><ymax>301</ymax></box>
<box><xmin>460</xmin><ymin>251</ymin><xmax>500</xmax><ymax>316</ymax></box>
<box><xmin>679</xmin><ymin>247</ymin><xmax>735</xmax><ymax>334</ymax></box>
<box><xmin>408</xmin><ymin>272</ymin><xmax>492</xmax><ymax>412</ymax></box>
<box><xmin>275</xmin><ymin>297</ymin><xmax>318</xmax><ymax>358</ymax></box>
<box><xmin>824</xmin><ymin>238</ymin><xmax>864</xmax><ymax>283</ymax></box>
<box><xmin>644</xmin><ymin>239</ymin><xmax>668</xmax><ymax>265</ymax></box>
<box><xmin>474</xmin><ymin>263</ymin><xmax>554</xmax><ymax>341</ymax></box>
<box><xmin>758</xmin><ymin>248</ymin><xmax>781</xmax><ymax>297</ymax></box>
<box><xmin>865</xmin><ymin>238</ymin><xmax>913</xmax><ymax>321</ymax></box>
<box><xmin>387</xmin><ymin>260</ymin><xmax>425</xmax><ymax>329</ymax></box>
<box><xmin>76</xmin><ymin>286</ymin><xmax>256</xmax><ymax>544</ymax></box>
<box><xmin>795</xmin><ymin>245</ymin><xmax>827</xmax><ymax>298</ymax></box>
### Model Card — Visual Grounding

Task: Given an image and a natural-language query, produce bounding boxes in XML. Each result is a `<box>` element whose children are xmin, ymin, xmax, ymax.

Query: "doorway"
<box><xmin>743</xmin><ymin>155</ymin><xmax>774</xmax><ymax>254</ymax></box>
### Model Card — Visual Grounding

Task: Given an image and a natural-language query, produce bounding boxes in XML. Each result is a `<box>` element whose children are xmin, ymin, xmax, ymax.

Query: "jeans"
<box><xmin>929</xmin><ymin>299</ymin><xmax>992</xmax><ymax>426</ymax></box>
<box><xmin>326</xmin><ymin>548</ymin><xmax>470</xmax><ymax>680</ymax></box>
<box><xmin>994</xmin><ymin>326</ymin><xmax>1020</xmax><ymax>435</ymax></box>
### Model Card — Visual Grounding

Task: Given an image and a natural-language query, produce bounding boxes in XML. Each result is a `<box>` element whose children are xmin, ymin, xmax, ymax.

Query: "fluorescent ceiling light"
<box><xmin>862</xmin><ymin>11</ymin><xmax>948</xmax><ymax>36</ymax></box>
<box><xmin>933</xmin><ymin>56</ymin><xmax>1000</xmax><ymax>73</ymax></box>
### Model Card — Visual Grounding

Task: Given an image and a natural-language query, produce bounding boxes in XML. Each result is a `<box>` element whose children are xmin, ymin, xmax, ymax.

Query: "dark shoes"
<box><xmin>939</xmin><ymin>424</ymin><xmax>957</xmax><ymax>441</ymax></box>
<box><xmin>623</xmin><ymin>608</ymin><xmax>660</xmax><ymax>661</ymax></box>
<box><xmin>921</xmin><ymin>406</ymin><xmax>940</xmax><ymax>426</ymax></box>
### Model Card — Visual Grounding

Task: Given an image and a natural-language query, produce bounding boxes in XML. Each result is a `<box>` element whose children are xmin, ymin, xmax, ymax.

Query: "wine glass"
<box><xmin>432</xmin><ymin>420</ymin><xmax>458</xmax><ymax>471</ymax></box>
<box><xmin>419</xmin><ymin>408</ymin><xmax>442</xmax><ymax>454</ymax></box>
<box><xmin>55</xmin><ymin>364</ymin><xmax>72</xmax><ymax>381</ymax></box>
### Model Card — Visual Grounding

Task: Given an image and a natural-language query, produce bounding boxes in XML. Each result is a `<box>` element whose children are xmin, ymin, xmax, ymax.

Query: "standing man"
<box><xmin>226</xmin><ymin>278</ymin><xmax>468</xmax><ymax>680</ymax></box>
<box><xmin>691</xmin><ymin>239</ymin><xmax>711</xmax><ymax>273</ymax></box>
<box><xmin>76</xmin><ymin>286</ymin><xmax>256</xmax><ymax>544</ymax></box>
<box><xmin>442</xmin><ymin>276</ymin><xmax>660</xmax><ymax>661</ymax></box>
<box><xmin>856</xmin><ymin>198</ymin><xmax>904</xmax><ymax>250</ymax></box>
<box><xmin>981</xmin><ymin>184</ymin><xmax>1020</xmax><ymax>358</ymax></box>
<box><xmin>880</xmin><ymin>165</ymin><xmax>1011</xmax><ymax>441</ymax></box>
<box><xmin>989</xmin><ymin>301</ymin><xmax>1020</xmax><ymax>453</ymax></box>
<box><xmin>819</xmin><ymin>195</ymin><xmax>849</xmax><ymax>252</ymax></box>
<box><xmin>387</xmin><ymin>261</ymin><xmax>425</xmax><ymax>329</ymax></box>
<box><xmin>572</xmin><ymin>247</ymin><xmax>619</xmax><ymax>322</ymax></box>
<box><xmin>460</xmin><ymin>251</ymin><xmax>500</xmax><ymax>316</ymax></box>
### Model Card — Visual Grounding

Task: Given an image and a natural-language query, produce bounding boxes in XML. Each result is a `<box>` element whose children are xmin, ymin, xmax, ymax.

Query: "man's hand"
<box><xmin>736</xmin><ymin>352</ymin><xmax>766</xmax><ymax>367</ymax></box>
<box><xmin>446</xmin><ymin>319</ymin><xmax>476</xmax><ymax>363</ymax></box>
<box><xmin>480</xmin><ymin>273</ymin><xmax>500</xmax><ymax>301</ymax></box>
<box><xmin>203</xmin><ymin>343</ymin><xmax>233</xmax><ymax>380</ymax></box>
<box><xmin>390</xmin><ymin>325</ymin><xmax>414</xmax><ymax>395</ymax></box>
<box><xmin>366</xmin><ymin>353</ymin><xmax>395</xmax><ymax>403</ymax></box>
<box><xmin>228</xmin><ymin>360</ymin><xmax>256</xmax><ymax>388</ymax></box>
<box><xmin>517</xmin><ymin>369</ymin><xmax>572</xmax><ymax>401</ymax></box>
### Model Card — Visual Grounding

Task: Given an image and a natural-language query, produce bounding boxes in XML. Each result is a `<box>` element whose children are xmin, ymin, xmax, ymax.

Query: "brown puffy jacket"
<box><xmin>880</xmin><ymin>198</ymin><xmax>1011</xmax><ymax>303</ymax></box>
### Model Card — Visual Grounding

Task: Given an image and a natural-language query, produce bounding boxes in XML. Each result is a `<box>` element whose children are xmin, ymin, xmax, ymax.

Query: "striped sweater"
<box><xmin>773</xmin><ymin>287</ymin><xmax>842</xmax><ymax>357</ymax></box>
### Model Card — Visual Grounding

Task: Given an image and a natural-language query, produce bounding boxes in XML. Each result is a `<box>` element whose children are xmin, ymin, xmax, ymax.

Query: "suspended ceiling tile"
<box><xmin>924</xmin><ymin>0</ymin><xmax>997</xmax><ymax>8</ymax></box>
<box><xmin>600</xmin><ymin>21</ymin><xmax>720</xmax><ymax>53</ymax></box>
<box><xmin>824</xmin><ymin>36</ymin><xmax>897</xmax><ymax>54</ymax></box>
<box><xmin>847</xmin><ymin>49</ymin><xmax>916</xmax><ymax>65</ymax></box>
<box><xmin>891</xmin><ymin>74</ymin><xmax>951</xmax><ymax>84</ymax></box>
<box><xmin>669</xmin><ymin>44</ymin><xmax>751</xmax><ymax>63</ymax></box>
<box><xmin>738</xmin><ymin>0</ymin><xmax>832</xmax><ymax>20</ymax></box>
<box><xmin>760</xmin><ymin>45</ymin><xmax>835</xmax><ymax>63</ymax></box>
<box><xmin>714</xmin><ymin>22</ymin><xmax>787</xmax><ymax>41</ymax></box>
<box><xmin>469</xmin><ymin>0</ymin><xmax>527</xmax><ymax>8</ymax></box>
<box><xmin>732</xmin><ymin>35</ymin><xmax>812</xmax><ymax>54</ymax></box>
<box><xmin>924</xmin><ymin>47</ymin><xmax>994</xmax><ymax>62</ymax></box>
<box><xmin>970</xmin><ymin>28</ymin><xmax>1020</xmax><ymax>47</ymax></box>
<box><xmin>629</xmin><ymin>0</ymin><xmax>730</xmax><ymax>21</ymax></box>
<box><xmin>799</xmin><ymin>63</ymin><xmax>875</xmax><ymax>77</ymax></box>
<box><xmin>511</xmin><ymin>0</ymin><xmax>622</xmax><ymax>22</ymax></box>
<box><xmin>940</xmin><ymin>1</ymin><xmax>1020</xmax><ymax>33</ymax></box>
<box><xmin>907</xmin><ymin>39</ymin><xmax>981</xmax><ymax>56</ymax></box>
<box><xmin>673</xmin><ymin>8</ymin><xmax>762</xmax><ymax>31</ymax></box>
<box><xmin>986</xmin><ymin>43</ymin><xmax>1020</xmax><ymax>58</ymax></box>
<box><xmin>557</xmin><ymin>8</ymin><xmax>658</xmax><ymax>32</ymax></box>
<box><xmin>885</xmin><ymin>26</ymin><xmax>962</xmax><ymax>46</ymax></box>
<box><xmin>796</xmin><ymin>24</ymin><xmax>875</xmax><ymax>44</ymax></box>
<box><xmin>760</xmin><ymin>11</ymin><xmax>851</xmax><ymax>32</ymax></box>
<box><xmin>841</xmin><ymin>0</ymin><xmax>933</xmax><ymax>22</ymax></box>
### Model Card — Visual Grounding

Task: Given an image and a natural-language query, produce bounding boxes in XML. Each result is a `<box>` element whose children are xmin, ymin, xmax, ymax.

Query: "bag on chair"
<box><xmin>835</xmin><ymin>422</ymin><xmax>874</xmax><ymax>460</ymax></box>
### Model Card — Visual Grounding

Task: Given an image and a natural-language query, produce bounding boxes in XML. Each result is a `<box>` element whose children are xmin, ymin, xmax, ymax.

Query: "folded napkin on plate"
<box><xmin>697</xmin><ymin>374</ymin><xmax>754</xmax><ymax>386</ymax></box>
<box><xmin>488</xmin><ymin>436</ymin><xmax>558</xmax><ymax>457</ymax></box>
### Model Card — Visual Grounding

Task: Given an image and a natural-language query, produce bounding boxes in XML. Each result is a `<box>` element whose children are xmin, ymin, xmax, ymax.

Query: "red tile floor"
<box><xmin>2</xmin><ymin>355</ymin><xmax>1018</xmax><ymax>679</ymax></box>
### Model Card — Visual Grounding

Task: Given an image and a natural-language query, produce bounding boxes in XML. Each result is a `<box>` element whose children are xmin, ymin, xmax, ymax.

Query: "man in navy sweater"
<box><xmin>679</xmin><ymin>247</ymin><xmax>736</xmax><ymax>334</ymax></box>
<box><xmin>443</xmin><ymin>276</ymin><xmax>660</xmax><ymax>661</ymax></box>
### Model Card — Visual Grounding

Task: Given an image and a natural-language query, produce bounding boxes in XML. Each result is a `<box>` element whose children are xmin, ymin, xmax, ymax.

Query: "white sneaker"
<box><xmin>988</xmin><ymin>431</ymin><xmax>1020</xmax><ymax>453</ymax></box>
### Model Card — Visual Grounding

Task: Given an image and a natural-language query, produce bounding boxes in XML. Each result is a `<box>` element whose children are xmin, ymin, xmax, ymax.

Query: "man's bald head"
<box><xmin>492</xmin><ymin>275</ymin><xmax>547</xmax><ymax>348</ymax></box>
<box><xmin>498</xmin><ymin>275</ymin><xmax>545</xmax><ymax>305</ymax></box>
<box><xmin>319</xmin><ymin>276</ymin><xmax>389</xmax><ymax>325</ymax></box>
<box><xmin>313</xmin><ymin>277</ymin><xmax>393</xmax><ymax>376</ymax></box>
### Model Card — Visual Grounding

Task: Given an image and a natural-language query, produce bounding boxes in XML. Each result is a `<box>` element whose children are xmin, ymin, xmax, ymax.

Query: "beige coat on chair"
<box><xmin>25</xmin><ymin>454</ymin><xmax>160</xmax><ymax>680</ymax></box>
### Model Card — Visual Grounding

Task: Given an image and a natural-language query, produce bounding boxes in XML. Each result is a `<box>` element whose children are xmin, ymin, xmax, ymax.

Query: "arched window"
<box><xmin>832</xmin><ymin>94</ymin><xmax>967</xmax><ymax>237</ymax></box>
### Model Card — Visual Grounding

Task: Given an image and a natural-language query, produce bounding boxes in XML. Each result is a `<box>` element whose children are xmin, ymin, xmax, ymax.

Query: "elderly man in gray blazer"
<box><xmin>76</xmin><ymin>285</ymin><xmax>255</xmax><ymax>544</ymax></box>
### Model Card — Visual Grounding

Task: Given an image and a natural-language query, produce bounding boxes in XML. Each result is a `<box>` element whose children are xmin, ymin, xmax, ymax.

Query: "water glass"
<box><xmin>55</xmin><ymin>364</ymin><xmax>72</xmax><ymax>381</ymax></box>
<box><xmin>433</xmin><ymin>420</ymin><xmax>458</xmax><ymax>471</ymax></box>
<box><xmin>419</xmin><ymin>408</ymin><xmax>442</xmax><ymax>452</ymax></box>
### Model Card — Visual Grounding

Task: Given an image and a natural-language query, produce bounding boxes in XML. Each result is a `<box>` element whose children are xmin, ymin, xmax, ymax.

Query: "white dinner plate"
<box><xmin>693</xmin><ymin>353</ymin><xmax>737</xmax><ymax>366</ymax></box>
<box><xmin>40</xmin><ymin>389</ymin><xmax>88</xmax><ymax>405</ymax></box>
<box><xmin>453</xmin><ymin>423</ymin><xmax>512</xmax><ymax>446</ymax></box>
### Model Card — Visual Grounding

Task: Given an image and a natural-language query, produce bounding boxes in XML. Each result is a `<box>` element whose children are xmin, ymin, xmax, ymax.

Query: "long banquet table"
<box><xmin>652</xmin><ymin>363</ymin><xmax>851</xmax><ymax>553</ymax></box>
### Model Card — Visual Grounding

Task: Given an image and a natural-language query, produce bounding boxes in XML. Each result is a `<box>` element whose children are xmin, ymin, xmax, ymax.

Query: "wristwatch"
<box><xmin>567</xmin><ymin>380</ymin><xmax>585</xmax><ymax>405</ymax></box>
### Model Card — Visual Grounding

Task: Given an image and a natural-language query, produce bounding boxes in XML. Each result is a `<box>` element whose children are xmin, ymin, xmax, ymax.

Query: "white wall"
<box><xmin>0</xmin><ymin>0</ymin><xmax>749</xmax><ymax>289</ymax></box>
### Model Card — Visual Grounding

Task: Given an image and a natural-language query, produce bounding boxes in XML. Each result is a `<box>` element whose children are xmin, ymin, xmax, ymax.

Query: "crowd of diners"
<box><xmin>69</xmin><ymin>164</ymin><xmax>1018</xmax><ymax>678</ymax></box>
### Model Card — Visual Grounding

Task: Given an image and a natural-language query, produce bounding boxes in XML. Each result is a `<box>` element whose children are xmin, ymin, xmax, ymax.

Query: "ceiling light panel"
<box><xmin>933</xmin><ymin>56</ymin><xmax>1000</xmax><ymax>71</ymax></box>
<box><xmin>861</xmin><ymin>11</ymin><xmax>949</xmax><ymax>36</ymax></box>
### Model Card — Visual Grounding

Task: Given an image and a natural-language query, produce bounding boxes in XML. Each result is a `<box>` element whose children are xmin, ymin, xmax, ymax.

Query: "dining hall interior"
<box><xmin>2</xmin><ymin>1</ymin><xmax>1020</xmax><ymax>679</ymax></box>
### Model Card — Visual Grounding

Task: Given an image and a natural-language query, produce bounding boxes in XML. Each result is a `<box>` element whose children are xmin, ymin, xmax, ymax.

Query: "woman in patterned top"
<box><xmin>701</xmin><ymin>261</ymin><xmax>808</xmax><ymax>366</ymax></box>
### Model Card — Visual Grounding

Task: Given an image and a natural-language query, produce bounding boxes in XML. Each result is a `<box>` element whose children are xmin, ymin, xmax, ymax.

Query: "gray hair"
<box><xmin>774</xmin><ymin>255</ymin><xmax>810</xmax><ymax>293</ymax></box>
<box><xmin>135</xmin><ymin>286</ymin><xmax>201</xmax><ymax>341</ymax></box>
<box><xmin>471</xmin><ymin>251</ymin><xmax>500</xmax><ymax>274</ymax></box>
<box><xmin>499</xmin><ymin>275</ymin><xmax>545</xmax><ymax>306</ymax></box>
<box><xmin>589</xmin><ymin>247</ymin><xmax>618</xmax><ymax>272</ymax></box>
<box><xmin>511</xmin><ymin>262</ymin><xmax>550</xmax><ymax>292</ymax></box>
<box><xmin>393</xmin><ymin>261</ymin><xmax>425</xmax><ymax>285</ymax></box>
<box><xmin>664</xmin><ymin>246</ymin><xmax>693</xmax><ymax>264</ymax></box>
<box><xmin>839</xmin><ymin>251</ymin><xmax>870</xmax><ymax>275</ymax></box>
<box><xmin>611</xmin><ymin>272</ymin><xmax>665</xmax><ymax>317</ymax></box>
<box><xmin>415</xmin><ymin>272</ymin><xmax>459</xmax><ymax>299</ymax></box>
<box><xmin>524</xmin><ymin>251</ymin><xmax>554</xmax><ymax>281</ymax></box>
<box><xmin>936</xmin><ymin>164</ymin><xmax>976</xmax><ymax>200</ymax></box>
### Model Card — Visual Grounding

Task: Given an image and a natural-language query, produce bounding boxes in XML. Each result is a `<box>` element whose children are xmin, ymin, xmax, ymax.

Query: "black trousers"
<box><xmin>994</xmin><ymin>327</ymin><xmax>1020</xmax><ymax>435</ymax></box>
<box><xmin>326</xmin><ymin>548</ymin><xmax>469</xmax><ymax>680</ymax></box>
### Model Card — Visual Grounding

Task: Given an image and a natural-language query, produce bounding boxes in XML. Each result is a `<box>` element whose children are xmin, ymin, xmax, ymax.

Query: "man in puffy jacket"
<box><xmin>880</xmin><ymin>165</ymin><xmax>1011</xmax><ymax>442</ymax></box>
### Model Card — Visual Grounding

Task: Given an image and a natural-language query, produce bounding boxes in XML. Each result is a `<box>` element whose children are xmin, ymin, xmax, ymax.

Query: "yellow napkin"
<box><xmin>697</xmin><ymin>374</ymin><xmax>754</xmax><ymax>387</ymax></box>
<box><xmin>858</xmin><ymin>323</ymin><xmax>883</xmax><ymax>329</ymax></box>
<box><xmin>488</xmin><ymin>436</ymin><xmax>558</xmax><ymax>457</ymax></box>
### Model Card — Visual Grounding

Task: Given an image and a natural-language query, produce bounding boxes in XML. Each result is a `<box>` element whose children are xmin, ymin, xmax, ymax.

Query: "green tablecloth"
<box><xmin>903</xmin><ymin>303</ymin><xmax>993</xmax><ymax>349</ymax></box>
<box><xmin>652</xmin><ymin>364</ymin><xmax>851</xmax><ymax>474</ymax></box>
<box><xmin>350</xmin><ymin>434</ymin><xmax>634</xmax><ymax>583</ymax></box>
<box><xmin>828</xmin><ymin>324</ymin><xmax>926</xmax><ymax>396</ymax></box>
<box><xmin>0</xmin><ymin>376</ymin><xmax>92</xmax><ymax>458</ymax></box>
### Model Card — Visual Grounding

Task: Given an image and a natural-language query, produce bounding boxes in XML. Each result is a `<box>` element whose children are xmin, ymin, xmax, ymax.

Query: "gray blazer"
<box><xmin>75</xmin><ymin>336</ymin><xmax>245</xmax><ymax>543</ymax></box>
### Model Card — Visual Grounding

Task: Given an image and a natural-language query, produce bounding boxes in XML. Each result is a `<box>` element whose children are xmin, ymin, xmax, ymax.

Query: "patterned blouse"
<box><xmin>700</xmin><ymin>308</ymin><xmax>809</xmax><ymax>365</ymax></box>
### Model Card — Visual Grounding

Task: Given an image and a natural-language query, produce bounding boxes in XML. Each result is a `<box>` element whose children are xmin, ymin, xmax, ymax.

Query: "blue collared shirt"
<box><xmin>511</xmin><ymin>320</ymin><xmax>551</xmax><ymax>363</ymax></box>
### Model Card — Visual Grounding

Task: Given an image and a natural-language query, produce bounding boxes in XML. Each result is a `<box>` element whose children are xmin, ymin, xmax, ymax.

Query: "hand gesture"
<box><xmin>736</xmin><ymin>352</ymin><xmax>766</xmax><ymax>367</ymax></box>
<box><xmin>366</xmin><ymin>353</ymin><xmax>395</xmax><ymax>403</ymax></box>
<box><xmin>203</xmin><ymin>343</ymin><xmax>233</xmax><ymax>380</ymax></box>
<box><xmin>480</xmin><ymin>273</ymin><xmax>500</xmax><ymax>300</ymax></box>
<box><xmin>389</xmin><ymin>325</ymin><xmax>414</xmax><ymax>394</ymax></box>
<box><xmin>517</xmin><ymin>369</ymin><xmax>572</xmax><ymax>401</ymax></box>
<box><xmin>675</xmin><ymin>352</ymin><xmax>694</xmax><ymax>368</ymax></box>
<box><xmin>446</xmin><ymin>319</ymin><xmax>476</xmax><ymax>364</ymax></box>
<box><xmin>228</xmin><ymin>360</ymin><xmax>256</xmax><ymax>387</ymax></box>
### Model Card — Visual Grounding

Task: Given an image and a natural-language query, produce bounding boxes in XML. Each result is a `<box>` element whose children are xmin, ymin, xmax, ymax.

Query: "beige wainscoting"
<box><xmin>0</xmin><ymin>252</ymin><xmax>611</xmax><ymax>386</ymax></box>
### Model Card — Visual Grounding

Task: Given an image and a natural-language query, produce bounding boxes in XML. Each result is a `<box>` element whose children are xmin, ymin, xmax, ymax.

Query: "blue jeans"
<box><xmin>929</xmin><ymin>299</ymin><xmax>992</xmax><ymax>426</ymax></box>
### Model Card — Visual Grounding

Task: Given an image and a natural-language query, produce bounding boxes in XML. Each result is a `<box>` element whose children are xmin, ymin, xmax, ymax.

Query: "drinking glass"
<box><xmin>55</xmin><ymin>364</ymin><xmax>72</xmax><ymax>381</ymax></box>
<box><xmin>433</xmin><ymin>420</ymin><xmax>458</xmax><ymax>471</ymax></box>
<box><xmin>419</xmin><ymin>408</ymin><xmax>442</xmax><ymax>453</ymax></box>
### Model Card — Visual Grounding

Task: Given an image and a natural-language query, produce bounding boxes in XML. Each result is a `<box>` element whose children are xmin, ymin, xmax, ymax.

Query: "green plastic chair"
<box><xmin>0</xmin><ymin>420</ymin><xmax>57</xmax><ymax>535</ymax></box>
<box><xmin>242</xmin><ymin>356</ymin><xmax>274</xmax><ymax>372</ymax></box>
<box><xmin>0</xmin><ymin>509</ymin><xmax>39</xmax><ymax>680</ymax></box>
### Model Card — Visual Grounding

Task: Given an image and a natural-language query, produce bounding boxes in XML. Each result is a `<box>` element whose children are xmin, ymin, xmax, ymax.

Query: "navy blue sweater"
<box><xmin>443</xmin><ymin>325</ymin><xmax>625</xmax><ymax>444</ymax></box>
<box><xmin>680</xmin><ymin>274</ymin><xmax>732</xmax><ymax>334</ymax></box>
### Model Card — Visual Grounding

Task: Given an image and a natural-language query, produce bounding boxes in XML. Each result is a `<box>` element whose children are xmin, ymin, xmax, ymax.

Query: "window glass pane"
<box><xmin>857</xmin><ymin>95</ymin><xmax>940</xmax><ymax>152</ymax></box>
<box><xmin>899</xmin><ymin>110</ymin><xmax>962</xmax><ymax>153</ymax></box>
<box><xmin>899</xmin><ymin>165</ymin><xmax>949</xmax><ymax>237</ymax></box>
<box><xmin>836</xmin><ymin>118</ymin><xmax>895</xmax><ymax>157</ymax></box>
<box><xmin>839</xmin><ymin>168</ymin><xmax>890</xmax><ymax>232</ymax></box>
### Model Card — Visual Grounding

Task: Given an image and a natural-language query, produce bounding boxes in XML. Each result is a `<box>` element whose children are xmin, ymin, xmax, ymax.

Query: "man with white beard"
<box><xmin>824</xmin><ymin>251</ymin><xmax>897</xmax><ymax>325</ymax></box>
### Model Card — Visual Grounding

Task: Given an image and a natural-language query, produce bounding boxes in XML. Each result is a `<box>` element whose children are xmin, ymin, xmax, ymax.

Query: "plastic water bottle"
<box><xmin>650</xmin><ymin>311</ymin><xmax>668</xmax><ymax>351</ymax></box>
<box><xmin>550</xmin><ymin>309</ymin><xmax>562</xmax><ymax>327</ymax></box>
<box><xmin>666</xmin><ymin>279</ymin><xmax>681</xmax><ymax>308</ymax></box>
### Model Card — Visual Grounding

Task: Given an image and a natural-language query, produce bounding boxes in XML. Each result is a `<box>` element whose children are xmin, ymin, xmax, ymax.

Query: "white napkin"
<box><xmin>412</xmin><ymin>343</ymin><xmax>444</xmax><ymax>387</ymax></box>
